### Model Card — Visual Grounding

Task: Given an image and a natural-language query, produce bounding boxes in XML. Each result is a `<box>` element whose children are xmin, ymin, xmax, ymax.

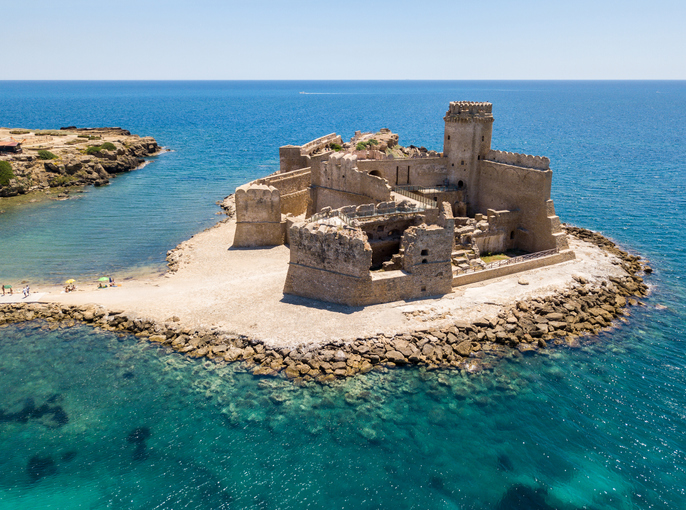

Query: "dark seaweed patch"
<box><xmin>122</xmin><ymin>371</ymin><xmax>135</xmax><ymax>380</ymax></box>
<box><xmin>0</xmin><ymin>397</ymin><xmax>68</xmax><ymax>428</ymax></box>
<box><xmin>496</xmin><ymin>453</ymin><xmax>514</xmax><ymax>472</ymax></box>
<box><xmin>495</xmin><ymin>484</ymin><xmax>553</xmax><ymax>510</ymax></box>
<box><xmin>127</xmin><ymin>427</ymin><xmax>151</xmax><ymax>443</ymax></box>
<box><xmin>127</xmin><ymin>426</ymin><xmax>151</xmax><ymax>461</ymax></box>
<box><xmin>61</xmin><ymin>451</ymin><xmax>77</xmax><ymax>462</ymax></box>
<box><xmin>27</xmin><ymin>455</ymin><xmax>57</xmax><ymax>482</ymax></box>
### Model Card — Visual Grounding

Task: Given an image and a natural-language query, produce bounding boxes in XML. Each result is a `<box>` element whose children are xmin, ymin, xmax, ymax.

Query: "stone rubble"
<box><xmin>0</xmin><ymin>227</ymin><xmax>650</xmax><ymax>384</ymax></box>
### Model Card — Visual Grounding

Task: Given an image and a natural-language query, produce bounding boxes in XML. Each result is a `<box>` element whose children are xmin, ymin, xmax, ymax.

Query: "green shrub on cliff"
<box><xmin>9</xmin><ymin>129</ymin><xmax>30</xmax><ymax>135</ymax></box>
<box><xmin>0</xmin><ymin>161</ymin><xmax>15</xmax><ymax>186</ymax></box>
<box><xmin>85</xmin><ymin>142</ymin><xmax>116</xmax><ymax>155</ymax></box>
<box><xmin>37</xmin><ymin>150</ymin><xmax>58</xmax><ymax>160</ymax></box>
<box><xmin>48</xmin><ymin>174</ymin><xmax>76</xmax><ymax>187</ymax></box>
<box><xmin>355</xmin><ymin>139</ymin><xmax>379</xmax><ymax>151</ymax></box>
<box><xmin>329</xmin><ymin>143</ymin><xmax>342</xmax><ymax>152</ymax></box>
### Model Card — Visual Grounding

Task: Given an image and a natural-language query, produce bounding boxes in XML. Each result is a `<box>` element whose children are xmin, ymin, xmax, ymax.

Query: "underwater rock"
<box><xmin>27</xmin><ymin>455</ymin><xmax>57</xmax><ymax>482</ymax></box>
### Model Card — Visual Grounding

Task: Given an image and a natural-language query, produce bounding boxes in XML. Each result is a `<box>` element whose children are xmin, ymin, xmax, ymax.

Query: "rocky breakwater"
<box><xmin>0</xmin><ymin>127</ymin><xmax>160</xmax><ymax>197</ymax></box>
<box><xmin>0</xmin><ymin>227</ymin><xmax>651</xmax><ymax>384</ymax></box>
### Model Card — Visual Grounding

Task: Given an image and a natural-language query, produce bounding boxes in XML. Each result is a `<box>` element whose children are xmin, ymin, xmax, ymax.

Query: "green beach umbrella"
<box><xmin>98</xmin><ymin>277</ymin><xmax>109</xmax><ymax>282</ymax></box>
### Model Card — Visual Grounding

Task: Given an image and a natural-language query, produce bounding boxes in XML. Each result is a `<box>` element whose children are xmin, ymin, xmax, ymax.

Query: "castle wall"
<box><xmin>279</xmin><ymin>145</ymin><xmax>309</xmax><ymax>174</ymax></box>
<box><xmin>257</xmin><ymin>167</ymin><xmax>312</xmax><ymax>216</ymax></box>
<box><xmin>357</xmin><ymin>158</ymin><xmax>448</xmax><ymax>187</ymax></box>
<box><xmin>312</xmin><ymin>153</ymin><xmax>392</xmax><ymax>213</ymax></box>
<box><xmin>233</xmin><ymin>184</ymin><xmax>284</xmax><ymax>247</ymax></box>
<box><xmin>476</xmin><ymin>160</ymin><xmax>555</xmax><ymax>253</ymax></box>
<box><xmin>452</xmin><ymin>249</ymin><xmax>576</xmax><ymax>287</ymax></box>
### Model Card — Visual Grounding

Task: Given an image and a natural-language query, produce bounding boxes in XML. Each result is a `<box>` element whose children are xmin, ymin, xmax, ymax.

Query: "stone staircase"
<box><xmin>546</xmin><ymin>200</ymin><xmax>570</xmax><ymax>250</ymax></box>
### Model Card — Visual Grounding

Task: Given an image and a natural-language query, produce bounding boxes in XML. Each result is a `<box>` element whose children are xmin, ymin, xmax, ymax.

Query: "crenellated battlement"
<box><xmin>484</xmin><ymin>150</ymin><xmax>550</xmax><ymax>170</ymax></box>
<box><xmin>444</xmin><ymin>101</ymin><xmax>493</xmax><ymax>123</ymax></box>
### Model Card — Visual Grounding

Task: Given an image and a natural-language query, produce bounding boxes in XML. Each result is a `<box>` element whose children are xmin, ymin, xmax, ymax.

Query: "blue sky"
<box><xmin>5</xmin><ymin>0</ymin><xmax>685</xmax><ymax>79</ymax></box>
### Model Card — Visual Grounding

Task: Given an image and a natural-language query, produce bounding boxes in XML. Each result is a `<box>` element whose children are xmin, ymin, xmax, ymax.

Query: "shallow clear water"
<box><xmin>1</xmin><ymin>81</ymin><xmax>685</xmax><ymax>508</ymax></box>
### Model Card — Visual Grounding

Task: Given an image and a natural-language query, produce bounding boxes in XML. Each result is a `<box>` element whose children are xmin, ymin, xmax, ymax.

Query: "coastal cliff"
<box><xmin>0</xmin><ymin>127</ymin><xmax>160</xmax><ymax>197</ymax></box>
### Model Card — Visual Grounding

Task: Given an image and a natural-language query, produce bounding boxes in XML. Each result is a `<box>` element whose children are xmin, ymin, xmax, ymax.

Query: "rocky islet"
<box><xmin>0</xmin><ymin>127</ymin><xmax>161</xmax><ymax>197</ymax></box>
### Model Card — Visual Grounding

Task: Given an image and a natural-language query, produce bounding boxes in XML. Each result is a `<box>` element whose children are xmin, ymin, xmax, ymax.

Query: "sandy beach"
<box><xmin>2</xmin><ymin>218</ymin><xmax>630</xmax><ymax>349</ymax></box>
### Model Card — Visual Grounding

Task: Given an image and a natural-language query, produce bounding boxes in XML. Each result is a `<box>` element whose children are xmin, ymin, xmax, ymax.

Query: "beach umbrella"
<box><xmin>65</xmin><ymin>279</ymin><xmax>75</xmax><ymax>284</ymax></box>
<box><xmin>98</xmin><ymin>277</ymin><xmax>109</xmax><ymax>282</ymax></box>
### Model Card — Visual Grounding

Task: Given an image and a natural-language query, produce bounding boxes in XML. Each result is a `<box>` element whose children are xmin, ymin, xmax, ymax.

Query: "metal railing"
<box><xmin>454</xmin><ymin>248</ymin><xmax>560</xmax><ymax>275</ymax></box>
<box><xmin>393</xmin><ymin>186</ymin><xmax>439</xmax><ymax>209</ymax></box>
<box><xmin>309</xmin><ymin>209</ymin><xmax>355</xmax><ymax>227</ymax></box>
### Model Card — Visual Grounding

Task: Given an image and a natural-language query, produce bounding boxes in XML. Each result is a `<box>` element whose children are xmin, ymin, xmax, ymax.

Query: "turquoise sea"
<box><xmin>0</xmin><ymin>81</ymin><xmax>685</xmax><ymax>509</ymax></box>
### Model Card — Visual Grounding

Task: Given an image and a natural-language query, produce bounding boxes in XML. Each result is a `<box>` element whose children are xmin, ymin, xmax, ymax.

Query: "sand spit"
<box><xmin>0</xmin><ymin>220</ymin><xmax>651</xmax><ymax>382</ymax></box>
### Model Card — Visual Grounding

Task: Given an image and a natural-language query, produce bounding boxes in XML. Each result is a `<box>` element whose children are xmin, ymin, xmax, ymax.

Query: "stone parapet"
<box><xmin>485</xmin><ymin>150</ymin><xmax>550</xmax><ymax>170</ymax></box>
<box><xmin>444</xmin><ymin>101</ymin><xmax>494</xmax><ymax>123</ymax></box>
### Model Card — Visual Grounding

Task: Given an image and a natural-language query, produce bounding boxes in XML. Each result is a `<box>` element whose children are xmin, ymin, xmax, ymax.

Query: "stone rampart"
<box><xmin>257</xmin><ymin>167</ymin><xmax>312</xmax><ymax>216</ymax></box>
<box><xmin>233</xmin><ymin>184</ymin><xmax>283</xmax><ymax>247</ymax></box>
<box><xmin>312</xmin><ymin>153</ymin><xmax>392</xmax><ymax>212</ymax></box>
<box><xmin>485</xmin><ymin>150</ymin><xmax>550</xmax><ymax>170</ymax></box>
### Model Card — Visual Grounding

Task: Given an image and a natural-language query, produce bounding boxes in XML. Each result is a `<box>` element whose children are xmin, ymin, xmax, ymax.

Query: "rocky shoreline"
<box><xmin>0</xmin><ymin>227</ymin><xmax>650</xmax><ymax>383</ymax></box>
<box><xmin>0</xmin><ymin>127</ymin><xmax>161</xmax><ymax>198</ymax></box>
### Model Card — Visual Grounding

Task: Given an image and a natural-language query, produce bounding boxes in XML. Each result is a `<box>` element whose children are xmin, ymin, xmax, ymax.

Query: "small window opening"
<box><xmin>377</xmin><ymin>225</ymin><xmax>384</xmax><ymax>232</ymax></box>
<box><xmin>452</xmin><ymin>163</ymin><xmax>454</xmax><ymax>167</ymax></box>
<box><xmin>433</xmin><ymin>197</ymin><xmax>438</xmax><ymax>202</ymax></box>
<box><xmin>482</xmin><ymin>136</ymin><xmax>485</xmax><ymax>142</ymax></box>
<box><xmin>447</xmin><ymin>135</ymin><xmax>450</xmax><ymax>140</ymax></box>
<box><xmin>457</xmin><ymin>180</ymin><xmax>464</xmax><ymax>189</ymax></box>
<box><xmin>510</xmin><ymin>230</ymin><xmax>515</xmax><ymax>240</ymax></box>
<box><xmin>421</xmin><ymin>259</ymin><xmax>428</xmax><ymax>264</ymax></box>
<box><xmin>421</xmin><ymin>249</ymin><xmax>429</xmax><ymax>256</ymax></box>
<box><xmin>461</xmin><ymin>160</ymin><xmax>464</xmax><ymax>165</ymax></box>
<box><xmin>477</xmin><ymin>155</ymin><xmax>480</xmax><ymax>160</ymax></box>
<box><xmin>436</xmin><ymin>272</ymin><xmax>443</xmax><ymax>278</ymax></box>
<box><xmin>421</xmin><ymin>286</ymin><xmax>427</xmax><ymax>292</ymax></box>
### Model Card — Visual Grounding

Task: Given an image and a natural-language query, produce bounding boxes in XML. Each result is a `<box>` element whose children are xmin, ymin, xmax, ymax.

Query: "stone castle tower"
<box><xmin>443</xmin><ymin>101</ymin><xmax>494</xmax><ymax>199</ymax></box>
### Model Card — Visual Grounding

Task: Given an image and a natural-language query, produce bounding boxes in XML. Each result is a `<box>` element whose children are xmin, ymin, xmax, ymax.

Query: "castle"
<box><xmin>231</xmin><ymin>101</ymin><xmax>574</xmax><ymax>306</ymax></box>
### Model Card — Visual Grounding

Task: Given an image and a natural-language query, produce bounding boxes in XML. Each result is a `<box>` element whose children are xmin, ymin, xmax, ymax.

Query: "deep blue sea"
<box><xmin>0</xmin><ymin>81</ymin><xmax>685</xmax><ymax>509</ymax></box>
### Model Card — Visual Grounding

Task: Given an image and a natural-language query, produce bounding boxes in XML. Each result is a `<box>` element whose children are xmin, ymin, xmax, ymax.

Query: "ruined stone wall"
<box><xmin>476</xmin><ymin>160</ymin><xmax>557</xmax><ymax>253</ymax></box>
<box><xmin>286</xmin><ymin>223</ymin><xmax>372</xmax><ymax>278</ymax></box>
<box><xmin>300</xmin><ymin>133</ymin><xmax>341</xmax><ymax>155</ymax></box>
<box><xmin>401</xmin><ymin>224</ymin><xmax>454</xmax><ymax>296</ymax></box>
<box><xmin>232</xmin><ymin>184</ymin><xmax>284</xmax><ymax>247</ymax></box>
<box><xmin>357</xmin><ymin>158</ymin><xmax>448</xmax><ymax>187</ymax></box>
<box><xmin>472</xmin><ymin>209</ymin><xmax>521</xmax><ymax>254</ymax></box>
